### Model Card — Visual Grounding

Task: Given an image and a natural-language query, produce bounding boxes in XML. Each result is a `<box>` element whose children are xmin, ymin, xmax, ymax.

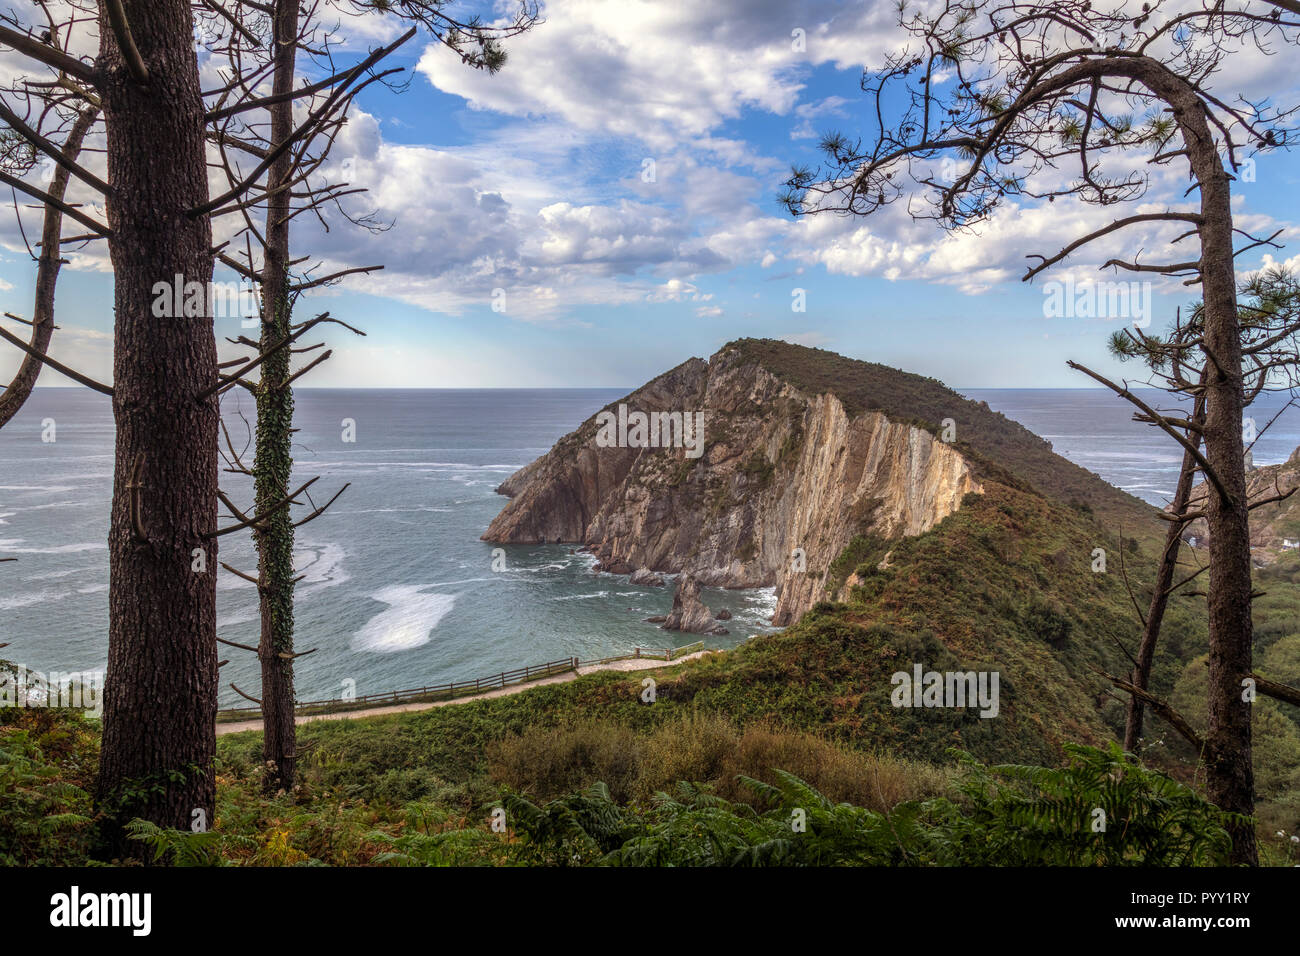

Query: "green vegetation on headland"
<box><xmin>6</xmin><ymin>474</ymin><xmax>1299</xmax><ymax>865</ymax></box>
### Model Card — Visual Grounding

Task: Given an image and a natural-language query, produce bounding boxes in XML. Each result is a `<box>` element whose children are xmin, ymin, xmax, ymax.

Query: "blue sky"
<box><xmin>2</xmin><ymin>0</ymin><xmax>1298</xmax><ymax>389</ymax></box>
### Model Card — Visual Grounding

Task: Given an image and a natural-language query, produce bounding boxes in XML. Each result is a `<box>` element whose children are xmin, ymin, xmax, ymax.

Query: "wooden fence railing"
<box><xmin>215</xmin><ymin>640</ymin><xmax>709</xmax><ymax>722</ymax></box>
<box><xmin>573</xmin><ymin>640</ymin><xmax>705</xmax><ymax>668</ymax></box>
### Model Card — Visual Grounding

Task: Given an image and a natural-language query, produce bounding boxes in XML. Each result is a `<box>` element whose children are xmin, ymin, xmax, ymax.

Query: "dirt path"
<box><xmin>215</xmin><ymin>650</ymin><xmax>715</xmax><ymax>736</ymax></box>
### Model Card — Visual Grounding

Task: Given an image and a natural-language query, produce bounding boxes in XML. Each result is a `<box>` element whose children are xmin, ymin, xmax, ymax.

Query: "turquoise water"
<box><xmin>0</xmin><ymin>388</ymin><xmax>776</xmax><ymax>707</ymax></box>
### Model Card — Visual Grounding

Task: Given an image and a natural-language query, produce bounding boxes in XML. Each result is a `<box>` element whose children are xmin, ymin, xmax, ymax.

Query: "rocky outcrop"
<box><xmin>1184</xmin><ymin>445</ymin><xmax>1300</xmax><ymax>564</ymax></box>
<box><xmin>629</xmin><ymin>567</ymin><xmax>666</xmax><ymax>586</ymax></box>
<box><xmin>483</xmin><ymin>343</ymin><xmax>982</xmax><ymax>625</ymax></box>
<box><xmin>663</xmin><ymin>574</ymin><xmax>728</xmax><ymax>635</ymax></box>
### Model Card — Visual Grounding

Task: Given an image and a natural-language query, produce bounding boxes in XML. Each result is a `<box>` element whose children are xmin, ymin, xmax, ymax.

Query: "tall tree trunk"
<box><xmin>1124</xmin><ymin>392</ymin><xmax>1205</xmax><ymax>752</ymax></box>
<box><xmin>94</xmin><ymin>1</ymin><xmax>219</xmax><ymax>858</ymax></box>
<box><xmin>255</xmin><ymin>0</ymin><xmax>302</xmax><ymax>795</ymax></box>
<box><xmin>1168</xmin><ymin>81</ymin><xmax>1257</xmax><ymax>866</ymax></box>
<box><xmin>0</xmin><ymin>108</ymin><xmax>96</xmax><ymax>427</ymax></box>
<box><xmin>1065</xmin><ymin>57</ymin><xmax>1257</xmax><ymax>861</ymax></box>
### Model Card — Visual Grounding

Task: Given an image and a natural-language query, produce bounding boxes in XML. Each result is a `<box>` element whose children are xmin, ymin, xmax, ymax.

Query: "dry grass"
<box><xmin>486</xmin><ymin>711</ymin><xmax>953</xmax><ymax>810</ymax></box>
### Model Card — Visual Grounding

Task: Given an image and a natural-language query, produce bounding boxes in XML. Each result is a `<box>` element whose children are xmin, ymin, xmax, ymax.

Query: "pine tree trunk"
<box><xmin>1095</xmin><ymin>56</ymin><xmax>1258</xmax><ymax>864</ymax></box>
<box><xmin>1167</xmin><ymin>80</ymin><xmax>1257</xmax><ymax>867</ymax></box>
<box><xmin>94</xmin><ymin>1</ymin><xmax>219</xmax><ymax>857</ymax></box>
<box><xmin>255</xmin><ymin>0</ymin><xmax>301</xmax><ymax>795</ymax></box>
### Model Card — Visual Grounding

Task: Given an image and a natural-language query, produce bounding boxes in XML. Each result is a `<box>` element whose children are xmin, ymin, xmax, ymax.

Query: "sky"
<box><xmin>2</xmin><ymin>0</ymin><xmax>1299</xmax><ymax>389</ymax></box>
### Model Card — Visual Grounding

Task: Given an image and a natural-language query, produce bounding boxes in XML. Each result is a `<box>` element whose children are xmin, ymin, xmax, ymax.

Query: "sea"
<box><xmin>3</xmin><ymin>387</ymin><xmax>1299</xmax><ymax>707</ymax></box>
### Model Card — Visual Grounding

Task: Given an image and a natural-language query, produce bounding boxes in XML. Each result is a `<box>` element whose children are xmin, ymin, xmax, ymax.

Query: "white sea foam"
<box><xmin>307</xmin><ymin>461</ymin><xmax>518</xmax><ymax>470</ymax></box>
<box><xmin>338</xmin><ymin>506</ymin><xmax>453</xmax><ymax>515</ymax></box>
<box><xmin>352</xmin><ymin>586</ymin><xmax>457</xmax><ymax>653</ymax></box>
<box><xmin>1</xmin><ymin>500</ymin><xmax>88</xmax><ymax>514</ymax></box>
<box><xmin>295</xmin><ymin>542</ymin><xmax>349</xmax><ymax>590</ymax></box>
<box><xmin>746</xmin><ymin>586</ymin><xmax>779</xmax><ymax>617</ymax></box>
<box><xmin>549</xmin><ymin>590</ymin><xmax>609</xmax><ymax>601</ymax></box>
<box><xmin>20</xmin><ymin>565</ymin><xmax>98</xmax><ymax>581</ymax></box>
<box><xmin>215</xmin><ymin>541</ymin><xmax>350</xmax><ymax>593</ymax></box>
<box><xmin>217</xmin><ymin>572</ymin><xmax>257</xmax><ymax>591</ymax></box>
<box><xmin>0</xmin><ymin>538</ymin><xmax>105</xmax><ymax>554</ymax></box>
<box><xmin>0</xmin><ymin>587</ymin><xmax>73</xmax><ymax>610</ymax></box>
<box><xmin>217</xmin><ymin>611</ymin><xmax>257</xmax><ymax>628</ymax></box>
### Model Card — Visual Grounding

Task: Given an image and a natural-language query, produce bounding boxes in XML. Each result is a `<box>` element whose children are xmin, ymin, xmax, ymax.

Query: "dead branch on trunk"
<box><xmin>1099</xmin><ymin>668</ymin><xmax>1205</xmax><ymax>753</ymax></box>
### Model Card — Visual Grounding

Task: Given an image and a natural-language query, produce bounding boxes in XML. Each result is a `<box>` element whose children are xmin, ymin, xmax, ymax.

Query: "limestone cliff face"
<box><xmin>1184</xmin><ymin>445</ymin><xmax>1300</xmax><ymax>564</ymax></box>
<box><xmin>483</xmin><ymin>345</ymin><xmax>982</xmax><ymax>625</ymax></box>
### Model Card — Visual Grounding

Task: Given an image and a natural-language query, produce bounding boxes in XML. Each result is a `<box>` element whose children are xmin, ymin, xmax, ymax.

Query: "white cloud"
<box><xmin>790</xmin><ymin>95</ymin><xmax>849</xmax><ymax>140</ymax></box>
<box><xmin>417</xmin><ymin>0</ymin><xmax>902</xmax><ymax>150</ymax></box>
<box><xmin>646</xmin><ymin>278</ymin><xmax>712</xmax><ymax>302</ymax></box>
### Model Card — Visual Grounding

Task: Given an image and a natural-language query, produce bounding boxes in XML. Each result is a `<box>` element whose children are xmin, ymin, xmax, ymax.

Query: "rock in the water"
<box><xmin>645</xmin><ymin>615</ymin><xmax>668</xmax><ymax>623</ymax></box>
<box><xmin>629</xmin><ymin>567</ymin><xmax>665</xmax><ymax>586</ymax></box>
<box><xmin>715</xmin><ymin>608</ymin><xmax>732</xmax><ymax>620</ymax></box>
<box><xmin>663</xmin><ymin>573</ymin><xmax>728</xmax><ymax>635</ymax></box>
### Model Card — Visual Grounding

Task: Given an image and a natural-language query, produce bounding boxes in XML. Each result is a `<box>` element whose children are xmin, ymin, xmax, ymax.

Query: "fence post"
<box><xmin>634</xmin><ymin>647</ymin><xmax>640</xmax><ymax>659</ymax></box>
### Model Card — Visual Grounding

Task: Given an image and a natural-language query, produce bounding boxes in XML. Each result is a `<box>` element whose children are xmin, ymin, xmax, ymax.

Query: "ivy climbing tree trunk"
<box><xmin>94</xmin><ymin>0</ymin><xmax>220</xmax><ymax>856</ymax></box>
<box><xmin>254</xmin><ymin>0</ymin><xmax>302</xmax><ymax>795</ymax></box>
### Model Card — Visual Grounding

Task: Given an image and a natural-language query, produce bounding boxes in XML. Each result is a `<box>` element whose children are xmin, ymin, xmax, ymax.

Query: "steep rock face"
<box><xmin>483</xmin><ymin>345</ymin><xmax>982</xmax><ymax>625</ymax></box>
<box><xmin>629</xmin><ymin>567</ymin><xmax>666</xmax><ymax>586</ymax></box>
<box><xmin>663</xmin><ymin>573</ymin><xmax>728</xmax><ymax>635</ymax></box>
<box><xmin>1184</xmin><ymin>445</ymin><xmax>1300</xmax><ymax>564</ymax></box>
